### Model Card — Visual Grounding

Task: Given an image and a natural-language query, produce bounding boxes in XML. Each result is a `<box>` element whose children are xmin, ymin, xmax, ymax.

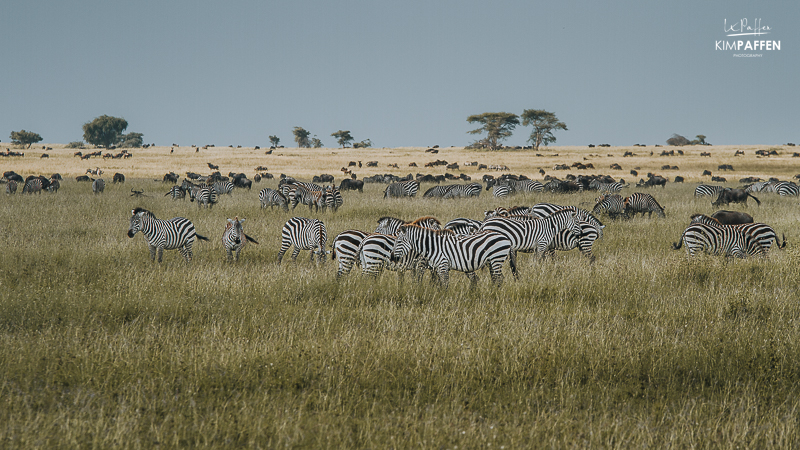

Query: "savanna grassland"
<box><xmin>2</xmin><ymin>143</ymin><xmax>800</xmax><ymax>448</ymax></box>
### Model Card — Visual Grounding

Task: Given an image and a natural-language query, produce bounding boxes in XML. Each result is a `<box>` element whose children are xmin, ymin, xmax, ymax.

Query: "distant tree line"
<box><xmin>466</xmin><ymin>109</ymin><xmax>567</xmax><ymax>151</ymax></box>
<box><xmin>666</xmin><ymin>134</ymin><xmax>709</xmax><ymax>146</ymax></box>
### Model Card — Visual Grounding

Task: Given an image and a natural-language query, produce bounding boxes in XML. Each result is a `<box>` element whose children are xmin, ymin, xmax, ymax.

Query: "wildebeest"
<box><xmin>163</xmin><ymin>172</ymin><xmax>179</xmax><ymax>183</ymax></box>
<box><xmin>76</xmin><ymin>175</ymin><xmax>90</xmax><ymax>182</ymax></box>
<box><xmin>113</xmin><ymin>173</ymin><xmax>125</xmax><ymax>183</ymax></box>
<box><xmin>339</xmin><ymin>179</ymin><xmax>364</xmax><ymax>192</ymax></box>
<box><xmin>312</xmin><ymin>174</ymin><xmax>335</xmax><ymax>184</ymax></box>
<box><xmin>712</xmin><ymin>188</ymin><xmax>761</xmax><ymax>207</ymax></box>
<box><xmin>710</xmin><ymin>210</ymin><xmax>754</xmax><ymax>225</ymax></box>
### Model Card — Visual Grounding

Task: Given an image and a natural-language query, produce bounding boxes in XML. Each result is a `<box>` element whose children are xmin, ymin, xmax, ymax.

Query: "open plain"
<box><xmin>2</xmin><ymin>143</ymin><xmax>800</xmax><ymax>448</ymax></box>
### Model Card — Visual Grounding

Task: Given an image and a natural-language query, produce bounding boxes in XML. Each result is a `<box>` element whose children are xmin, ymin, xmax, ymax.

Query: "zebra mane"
<box><xmin>132</xmin><ymin>207</ymin><xmax>155</xmax><ymax>218</ymax></box>
<box><xmin>408</xmin><ymin>216</ymin><xmax>441</xmax><ymax>226</ymax></box>
<box><xmin>401</xmin><ymin>223</ymin><xmax>455</xmax><ymax>235</ymax></box>
<box><xmin>690</xmin><ymin>214</ymin><xmax>720</xmax><ymax>225</ymax></box>
<box><xmin>377</xmin><ymin>216</ymin><xmax>405</xmax><ymax>224</ymax></box>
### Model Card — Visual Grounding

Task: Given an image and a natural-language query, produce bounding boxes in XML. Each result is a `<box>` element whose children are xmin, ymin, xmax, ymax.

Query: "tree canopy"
<box><xmin>467</xmin><ymin>112</ymin><xmax>519</xmax><ymax>150</ymax></box>
<box><xmin>521</xmin><ymin>109</ymin><xmax>567</xmax><ymax>151</ymax></box>
<box><xmin>83</xmin><ymin>115</ymin><xmax>128</xmax><ymax>148</ymax></box>
<box><xmin>269</xmin><ymin>135</ymin><xmax>280</xmax><ymax>147</ymax></box>
<box><xmin>311</xmin><ymin>136</ymin><xmax>323</xmax><ymax>148</ymax></box>
<box><xmin>119</xmin><ymin>132</ymin><xmax>144</xmax><ymax>148</ymax></box>
<box><xmin>10</xmin><ymin>129</ymin><xmax>43</xmax><ymax>148</ymax></box>
<box><xmin>293</xmin><ymin>127</ymin><xmax>311</xmax><ymax>148</ymax></box>
<box><xmin>666</xmin><ymin>134</ymin><xmax>690</xmax><ymax>146</ymax></box>
<box><xmin>331</xmin><ymin>130</ymin><xmax>354</xmax><ymax>148</ymax></box>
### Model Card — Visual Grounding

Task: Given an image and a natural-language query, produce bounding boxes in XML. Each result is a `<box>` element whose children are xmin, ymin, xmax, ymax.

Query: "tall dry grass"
<box><xmin>1</xmin><ymin>145</ymin><xmax>800</xmax><ymax>448</ymax></box>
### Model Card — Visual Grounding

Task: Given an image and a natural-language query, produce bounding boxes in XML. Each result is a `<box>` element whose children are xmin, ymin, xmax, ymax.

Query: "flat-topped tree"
<box><xmin>293</xmin><ymin>127</ymin><xmax>311</xmax><ymax>148</ymax></box>
<box><xmin>331</xmin><ymin>130</ymin><xmax>354</xmax><ymax>148</ymax></box>
<box><xmin>467</xmin><ymin>112</ymin><xmax>519</xmax><ymax>150</ymax></box>
<box><xmin>83</xmin><ymin>115</ymin><xmax>128</xmax><ymax>148</ymax></box>
<box><xmin>10</xmin><ymin>130</ymin><xmax>43</xmax><ymax>148</ymax></box>
<box><xmin>521</xmin><ymin>109</ymin><xmax>567</xmax><ymax>152</ymax></box>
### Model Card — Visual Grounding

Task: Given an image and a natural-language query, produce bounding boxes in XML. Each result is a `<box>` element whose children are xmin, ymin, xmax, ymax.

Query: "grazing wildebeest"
<box><xmin>113</xmin><ymin>173</ymin><xmax>125</xmax><ymax>183</ymax></box>
<box><xmin>339</xmin><ymin>178</ymin><xmax>363</xmax><ymax>192</ymax></box>
<box><xmin>711</xmin><ymin>210</ymin><xmax>754</xmax><ymax>225</ymax></box>
<box><xmin>713</xmin><ymin>188</ymin><xmax>761</xmax><ymax>207</ymax></box>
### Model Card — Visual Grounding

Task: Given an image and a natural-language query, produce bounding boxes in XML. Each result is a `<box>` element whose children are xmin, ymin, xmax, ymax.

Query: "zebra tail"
<box><xmin>749</xmin><ymin>193</ymin><xmax>761</xmax><ymax>206</ymax></box>
<box><xmin>195</xmin><ymin>233</ymin><xmax>210</xmax><ymax>241</ymax></box>
<box><xmin>672</xmin><ymin>232</ymin><xmax>685</xmax><ymax>250</ymax></box>
<box><xmin>779</xmin><ymin>233</ymin><xmax>787</xmax><ymax>249</ymax></box>
<box><xmin>245</xmin><ymin>234</ymin><xmax>259</xmax><ymax>245</ymax></box>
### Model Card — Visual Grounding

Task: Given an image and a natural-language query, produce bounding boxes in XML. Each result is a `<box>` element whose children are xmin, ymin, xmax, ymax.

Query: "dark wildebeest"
<box><xmin>113</xmin><ymin>173</ymin><xmax>125</xmax><ymax>183</ymax></box>
<box><xmin>711</xmin><ymin>210</ymin><xmax>754</xmax><ymax>225</ymax></box>
<box><xmin>163</xmin><ymin>172</ymin><xmax>179</xmax><ymax>183</ymax></box>
<box><xmin>712</xmin><ymin>188</ymin><xmax>761</xmax><ymax>207</ymax></box>
<box><xmin>644</xmin><ymin>175</ymin><xmax>667</xmax><ymax>188</ymax></box>
<box><xmin>76</xmin><ymin>175</ymin><xmax>90</xmax><ymax>182</ymax></box>
<box><xmin>339</xmin><ymin>178</ymin><xmax>364</xmax><ymax>192</ymax></box>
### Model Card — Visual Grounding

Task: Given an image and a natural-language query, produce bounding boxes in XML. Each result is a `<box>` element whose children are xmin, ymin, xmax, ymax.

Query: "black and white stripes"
<box><xmin>127</xmin><ymin>208</ymin><xmax>209</xmax><ymax>262</ymax></box>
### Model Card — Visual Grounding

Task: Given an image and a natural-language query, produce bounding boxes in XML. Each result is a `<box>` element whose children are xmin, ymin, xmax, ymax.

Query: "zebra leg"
<box><xmin>156</xmin><ymin>247</ymin><xmax>164</xmax><ymax>263</ymax></box>
<box><xmin>509</xmin><ymin>251</ymin><xmax>519</xmax><ymax>278</ymax></box>
<box><xmin>235</xmin><ymin>248</ymin><xmax>242</xmax><ymax>261</ymax></box>
<box><xmin>226</xmin><ymin>247</ymin><xmax>234</xmax><ymax>261</ymax></box>
<box><xmin>181</xmin><ymin>244</ymin><xmax>193</xmax><ymax>263</ymax></box>
<box><xmin>489</xmin><ymin>260</ymin><xmax>504</xmax><ymax>287</ymax></box>
<box><xmin>277</xmin><ymin>242</ymin><xmax>290</xmax><ymax>265</ymax></box>
<box><xmin>148</xmin><ymin>245</ymin><xmax>157</xmax><ymax>262</ymax></box>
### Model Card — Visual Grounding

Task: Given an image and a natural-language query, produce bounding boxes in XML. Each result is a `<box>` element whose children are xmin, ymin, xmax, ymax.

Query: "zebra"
<box><xmin>324</xmin><ymin>186</ymin><xmax>344</xmax><ymax>211</ymax></box>
<box><xmin>277</xmin><ymin>217</ymin><xmax>328</xmax><ymax>264</ymax></box>
<box><xmin>690</xmin><ymin>214</ymin><xmax>785</xmax><ymax>253</ymax></box>
<box><xmin>222</xmin><ymin>217</ymin><xmax>259</xmax><ymax>261</ymax></box>
<box><xmin>358</xmin><ymin>233</ymin><xmax>406</xmax><ymax>277</ymax></box>
<box><xmin>331</xmin><ymin>230</ymin><xmax>370</xmax><ymax>279</ymax></box>
<box><xmin>23</xmin><ymin>178</ymin><xmax>43</xmax><ymax>194</ymax></box>
<box><xmin>744</xmin><ymin>181</ymin><xmax>771</xmax><ymax>193</ymax></box>
<box><xmin>391</xmin><ymin>225</ymin><xmax>514</xmax><ymax>288</ymax></box>
<box><xmin>291</xmin><ymin>186</ymin><xmax>326</xmax><ymax>211</ymax></box>
<box><xmin>189</xmin><ymin>186</ymin><xmax>219</xmax><ymax>208</ymax></box>
<box><xmin>423</xmin><ymin>185</ymin><xmax>456</xmax><ymax>198</ymax></box>
<box><xmin>772</xmin><ymin>181</ymin><xmax>800</xmax><ymax>196</ymax></box>
<box><xmin>624</xmin><ymin>193</ymin><xmax>665</xmax><ymax>218</ymax></box>
<box><xmin>165</xmin><ymin>186</ymin><xmax>186</xmax><ymax>200</ymax></box>
<box><xmin>492</xmin><ymin>184</ymin><xmax>511</xmax><ymax>198</ymax></box>
<box><xmin>592</xmin><ymin>194</ymin><xmax>626</xmax><ymax>219</ymax></box>
<box><xmin>259</xmin><ymin>188</ymin><xmax>289</xmax><ymax>211</ymax></box>
<box><xmin>442</xmin><ymin>182</ymin><xmax>482</xmax><ymax>199</ymax></box>
<box><xmin>127</xmin><ymin>207</ymin><xmax>209</xmax><ymax>262</ymax></box>
<box><xmin>672</xmin><ymin>223</ymin><xmax>762</xmax><ymax>258</ymax></box>
<box><xmin>480</xmin><ymin>209</ymin><xmax>583</xmax><ymax>276</ymax></box>
<box><xmin>5</xmin><ymin>180</ymin><xmax>17</xmax><ymax>194</ymax></box>
<box><xmin>444</xmin><ymin>218</ymin><xmax>483</xmax><ymax>235</ymax></box>
<box><xmin>375</xmin><ymin>216</ymin><xmax>441</xmax><ymax>235</ymax></box>
<box><xmin>46</xmin><ymin>178</ymin><xmax>60</xmax><ymax>193</ymax></box>
<box><xmin>91</xmin><ymin>178</ymin><xmax>105</xmax><ymax>194</ymax></box>
<box><xmin>384</xmin><ymin>180</ymin><xmax>420</xmax><ymax>198</ymax></box>
<box><xmin>589</xmin><ymin>180</ymin><xmax>625</xmax><ymax>193</ymax></box>
<box><xmin>211</xmin><ymin>180</ymin><xmax>235</xmax><ymax>195</ymax></box>
<box><xmin>484</xmin><ymin>206</ymin><xmax>534</xmax><ymax>220</ymax></box>
<box><xmin>695</xmin><ymin>185</ymin><xmax>726</xmax><ymax>197</ymax></box>
<box><xmin>506</xmin><ymin>179</ymin><xmax>544</xmax><ymax>194</ymax></box>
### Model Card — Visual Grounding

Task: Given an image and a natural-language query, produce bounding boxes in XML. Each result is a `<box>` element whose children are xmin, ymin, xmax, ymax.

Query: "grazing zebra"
<box><xmin>331</xmin><ymin>229</ymin><xmax>370</xmax><ymax>279</ymax></box>
<box><xmin>277</xmin><ymin>217</ymin><xmax>328</xmax><ymax>264</ymax></box>
<box><xmin>744</xmin><ymin>181</ymin><xmax>771</xmax><ymax>193</ymax></box>
<box><xmin>259</xmin><ymin>188</ymin><xmax>289</xmax><ymax>211</ymax></box>
<box><xmin>391</xmin><ymin>226</ymin><xmax>514</xmax><ymax>288</ymax></box>
<box><xmin>375</xmin><ymin>216</ymin><xmax>441</xmax><ymax>235</ymax></box>
<box><xmin>624</xmin><ymin>193</ymin><xmax>665</xmax><ymax>218</ymax></box>
<box><xmin>165</xmin><ymin>186</ymin><xmax>186</xmax><ymax>200</ymax></box>
<box><xmin>211</xmin><ymin>180</ymin><xmax>235</xmax><ymax>195</ymax></box>
<box><xmin>5</xmin><ymin>180</ymin><xmax>17</xmax><ymax>194</ymax></box>
<box><xmin>286</xmin><ymin>180</ymin><xmax>324</xmax><ymax>192</ymax></box>
<box><xmin>423</xmin><ymin>185</ymin><xmax>455</xmax><ymax>198</ymax></box>
<box><xmin>442</xmin><ymin>182</ymin><xmax>482</xmax><ymax>199</ymax></box>
<box><xmin>772</xmin><ymin>181</ymin><xmax>800</xmax><ymax>196</ymax></box>
<box><xmin>592</xmin><ymin>194</ymin><xmax>626</xmax><ymax>219</ymax></box>
<box><xmin>324</xmin><ymin>187</ymin><xmax>344</xmax><ymax>211</ymax></box>
<box><xmin>695</xmin><ymin>185</ymin><xmax>726</xmax><ymax>197</ymax></box>
<box><xmin>484</xmin><ymin>206</ymin><xmax>534</xmax><ymax>219</ymax></box>
<box><xmin>492</xmin><ymin>184</ymin><xmax>511</xmax><ymax>198</ymax></box>
<box><xmin>444</xmin><ymin>218</ymin><xmax>483</xmax><ymax>235</ymax></box>
<box><xmin>189</xmin><ymin>186</ymin><xmax>219</xmax><ymax>208</ymax></box>
<box><xmin>91</xmin><ymin>178</ymin><xmax>105</xmax><ymax>194</ymax></box>
<box><xmin>672</xmin><ymin>223</ymin><xmax>761</xmax><ymax>258</ymax></box>
<box><xmin>589</xmin><ymin>180</ymin><xmax>625</xmax><ymax>193</ymax></box>
<box><xmin>690</xmin><ymin>214</ymin><xmax>785</xmax><ymax>253</ymax></box>
<box><xmin>530</xmin><ymin>203</ymin><xmax>604</xmax><ymax>236</ymax></box>
<box><xmin>506</xmin><ymin>179</ymin><xmax>545</xmax><ymax>194</ymax></box>
<box><xmin>384</xmin><ymin>180</ymin><xmax>420</xmax><ymax>198</ymax></box>
<box><xmin>127</xmin><ymin>208</ymin><xmax>209</xmax><ymax>262</ymax></box>
<box><xmin>46</xmin><ymin>179</ymin><xmax>60</xmax><ymax>193</ymax></box>
<box><xmin>292</xmin><ymin>186</ymin><xmax>326</xmax><ymax>211</ymax></box>
<box><xmin>23</xmin><ymin>178</ymin><xmax>43</xmax><ymax>194</ymax></box>
<box><xmin>358</xmin><ymin>233</ymin><xmax>406</xmax><ymax>277</ymax></box>
<box><xmin>222</xmin><ymin>217</ymin><xmax>258</xmax><ymax>261</ymax></box>
<box><xmin>480</xmin><ymin>209</ymin><xmax>583</xmax><ymax>276</ymax></box>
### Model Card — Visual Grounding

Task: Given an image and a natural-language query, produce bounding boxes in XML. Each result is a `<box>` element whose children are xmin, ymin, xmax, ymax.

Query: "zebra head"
<box><xmin>128</xmin><ymin>208</ymin><xmax>149</xmax><ymax>238</ymax></box>
<box><xmin>227</xmin><ymin>217</ymin><xmax>245</xmax><ymax>244</ymax></box>
<box><xmin>390</xmin><ymin>227</ymin><xmax>413</xmax><ymax>262</ymax></box>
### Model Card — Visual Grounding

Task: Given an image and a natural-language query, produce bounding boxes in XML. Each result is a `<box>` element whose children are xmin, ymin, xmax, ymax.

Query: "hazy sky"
<box><xmin>2</xmin><ymin>0</ymin><xmax>796</xmax><ymax>148</ymax></box>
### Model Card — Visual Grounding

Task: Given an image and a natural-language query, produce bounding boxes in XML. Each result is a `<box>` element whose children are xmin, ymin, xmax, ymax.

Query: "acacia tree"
<box><xmin>521</xmin><ymin>109</ymin><xmax>567</xmax><ymax>151</ymax></box>
<box><xmin>311</xmin><ymin>136</ymin><xmax>323</xmax><ymax>148</ymax></box>
<box><xmin>331</xmin><ymin>130</ymin><xmax>354</xmax><ymax>148</ymax></box>
<box><xmin>293</xmin><ymin>127</ymin><xmax>311</xmax><ymax>148</ymax></box>
<box><xmin>467</xmin><ymin>112</ymin><xmax>519</xmax><ymax>150</ymax></box>
<box><xmin>269</xmin><ymin>135</ymin><xmax>280</xmax><ymax>147</ymax></box>
<box><xmin>119</xmin><ymin>132</ymin><xmax>144</xmax><ymax>148</ymax></box>
<box><xmin>83</xmin><ymin>115</ymin><xmax>128</xmax><ymax>148</ymax></box>
<box><xmin>666</xmin><ymin>134</ymin><xmax>690</xmax><ymax>146</ymax></box>
<box><xmin>10</xmin><ymin>130</ymin><xmax>43</xmax><ymax>148</ymax></box>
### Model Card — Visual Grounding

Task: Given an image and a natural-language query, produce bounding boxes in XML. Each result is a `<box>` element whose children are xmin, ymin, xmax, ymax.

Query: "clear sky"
<box><xmin>1</xmin><ymin>0</ymin><xmax>796</xmax><ymax>148</ymax></box>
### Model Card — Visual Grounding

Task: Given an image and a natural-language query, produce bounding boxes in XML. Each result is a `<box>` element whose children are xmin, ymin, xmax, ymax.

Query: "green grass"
<box><xmin>2</xmin><ymin>179</ymin><xmax>800</xmax><ymax>448</ymax></box>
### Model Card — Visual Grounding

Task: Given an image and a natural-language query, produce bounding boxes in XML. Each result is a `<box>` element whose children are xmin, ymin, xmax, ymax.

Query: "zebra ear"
<box><xmin>239</xmin><ymin>218</ymin><xmax>246</xmax><ymax>224</ymax></box>
<box><xmin>227</xmin><ymin>218</ymin><xmax>234</xmax><ymax>225</ymax></box>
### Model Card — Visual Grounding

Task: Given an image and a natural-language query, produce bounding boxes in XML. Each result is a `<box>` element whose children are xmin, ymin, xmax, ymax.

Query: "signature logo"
<box><xmin>724</xmin><ymin>18</ymin><xmax>771</xmax><ymax>37</ymax></box>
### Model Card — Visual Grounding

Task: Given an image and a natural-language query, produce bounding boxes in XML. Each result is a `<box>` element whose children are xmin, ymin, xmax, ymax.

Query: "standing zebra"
<box><xmin>91</xmin><ymin>178</ymin><xmax>105</xmax><ymax>194</ymax></box>
<box><xmin>259</xmin><ymin>188</ymin><xmax>289</xmax><ymax>211</ymax></box>
<box><xmin>506</xmin><ymin>179</ymin><xmax>544</xmax><ymax>194</ymax></box>
<box><xmin>189</xmin><ymin>186</ymin><xmax>219</xmax><ymax>208</ymax></box>
<box><xmin>484</xmin><ymin>206</ymin><xmax>534</xmax><ymax>219</ymax></box>
<box><xmin>672</xmin><ymin>223</ymin><xmax>761</xmax><ymax>258</ymax></box>
<box><xmin>695</xmin><ymin>185</ymin><xmax>726</xmax><ymax>197</ymax></box>
<box><xmin>444</xmin><ymin>217</ymin><xmax>483</xmax><ymax>235</ymax></box>
<box><xmin>589</xmin><ymin>180</ymin><xmax>625</xmax><ymax>194</ymax></box>
<box><xmin>391</xmin><ymin>226</ymin><xmax>513</xmax><ymax>288</ymax></box>
<box><xmin>324</xmin><ymin>186</ymin><xmax>344</xmax><ymax>211</ymax></box>
<box><xmin>384</xmin><ymin>180</ymin><xmax>420</xmax><ymax>198</ymax></box>
<box><xmin>492</xmin><ymin>184</ymin><xmax>511</xmax><ymax>198</ymax></box>
<box><xmin>165</xmin><ymin>186</ymin><xmax>186</xmax><ymax>200</ymax></box>
<box><xmin>127</xmin><ymin>208</ymin><xmax>209</xmax><ymax>262</ymax></box>
<box><xmin>222</xmin><ymin>217</ymin><xmax>259</xmax><ymax>261</ymax></box>
<box><xmin>46</xmin><ymin>178</ymin><xmax>60</xmax><ymax>193</ymax></box>
<box><xmin>772</xmin><ymin>181</ymin><xmax>800</xmax><ymax>196</ymax></box>
<box><xmin>624</xmin><ymin>193</ymin><xmax>665</xmax><ymax>218</ymax></box>
<box><xmin>358</xmin><ymin>233</ymin><xmax>407</xmax><ymax>278</ymax></box>
<box><xmin>277</xmin><ymin>217</ymin><xmax>328</xmax><ymax>264</ymax></box>
<box><xmin>442</xmin><ymin>182</ymin><xmax>482</xmax><ymax>199</ymax></box>
<box><xmin>23</xmin><ymin>178</ymin><xmax>43</xmax><ymax>194</ymax></box>
<box><xmin>690</xmin><ymin>214</ymin><xmax>785</xmax><ymax>253</ymax></box>
<box><xmin>292</xmin><ymin>186</ymin><xmax>326</xmax><ymax>212</ymax></box>
<box><xmin>592</xmin><ymin>194</ymin><xmax>626</xmax><ymax>219</ymax></box>
<box><xmin>375</xmin><ymin>216</ymin><xmax>441</xmax><ymax>235</ymax></box>
<box><xmin>211</xmin><ymin>180</ymin><xmax>235</xmax><ymax>195</ymax></box>
<box><xmin>480</xmin><ymin>209</ymin><xmax>583</xmax><ymax>276</ymax></box>
<box><xmin>6</xmin><ymin>180</ymin><xmax>17</xmax><ymax>194</ymax></box>
<box><xmin>423</xmin><ymin>184</ymin><xmax>456</xmax><ymax>198</ymax></box>
<box><xmin>331</xmin><ymin>229</ymin><xmax>370</xmax><ymax>279</ymax></box>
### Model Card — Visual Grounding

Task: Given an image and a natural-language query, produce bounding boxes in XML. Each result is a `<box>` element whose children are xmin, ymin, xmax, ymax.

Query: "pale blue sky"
<box><xmin>2</xmin><ymin>0</ymin><xmax>796</xmax><ymax>148</ymax></box>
